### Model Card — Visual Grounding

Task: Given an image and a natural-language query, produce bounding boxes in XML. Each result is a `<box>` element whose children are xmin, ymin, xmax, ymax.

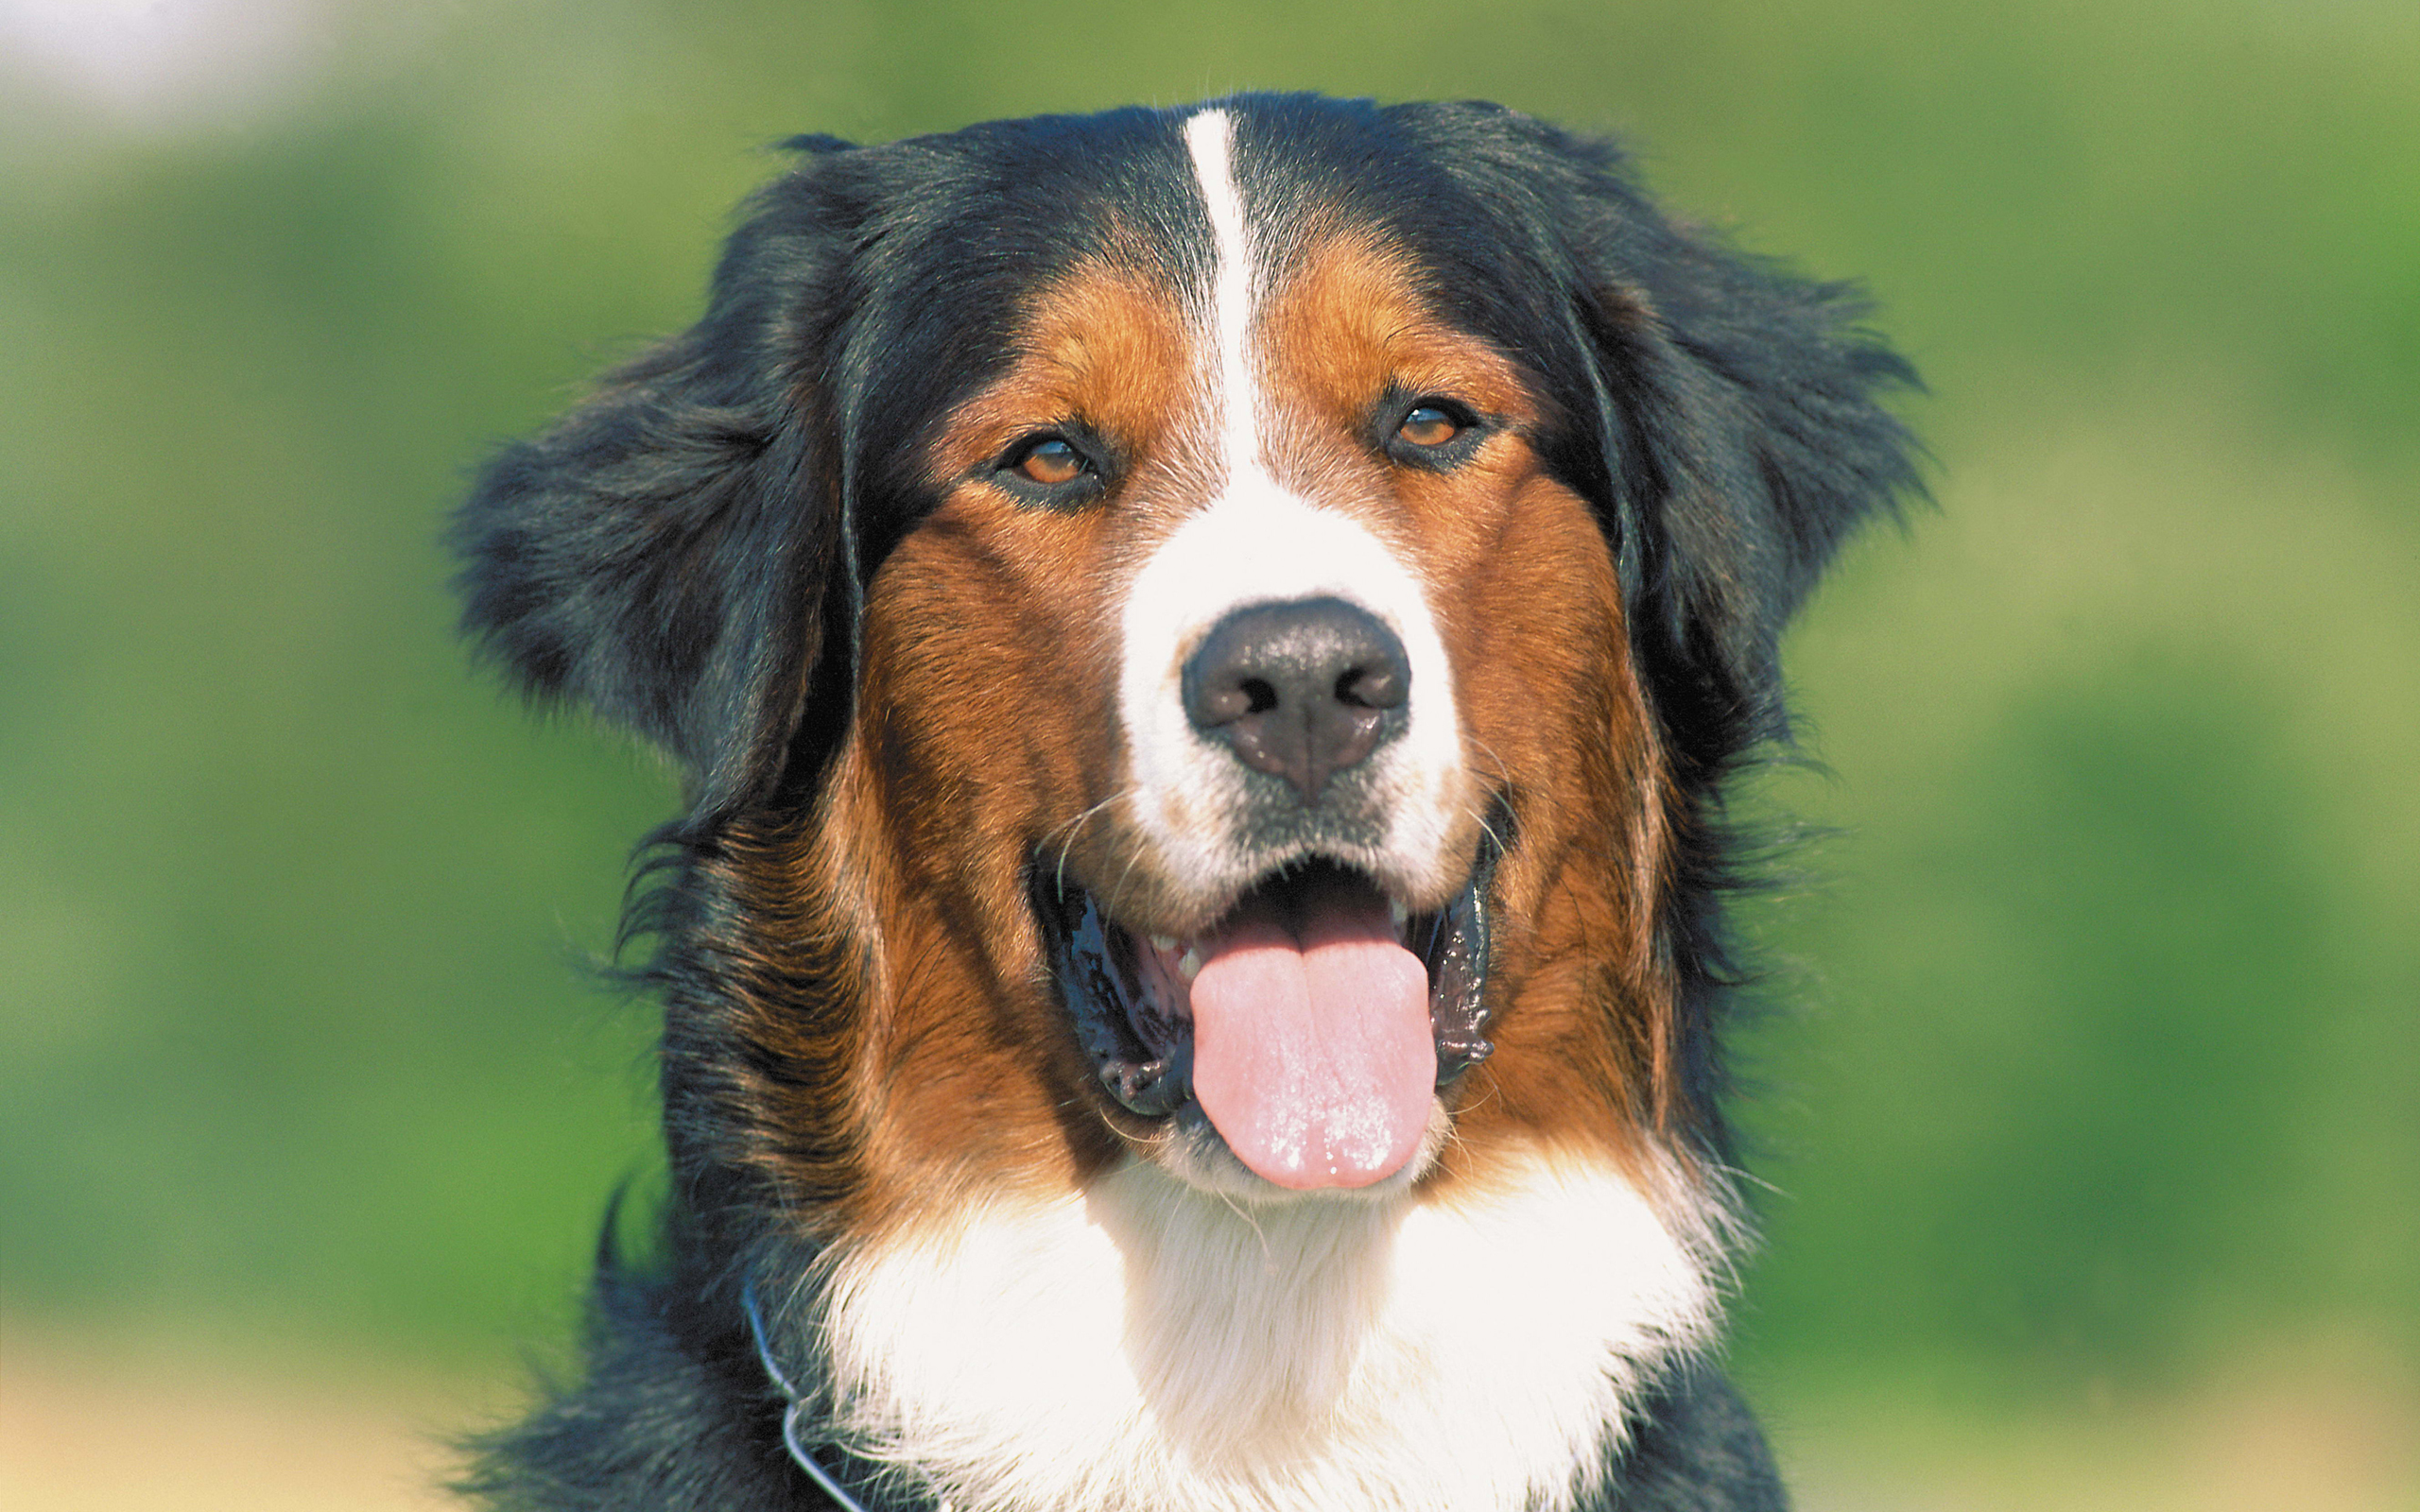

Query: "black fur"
<box><xmin>454</xmin><ymin>93</ymin><xmax>1916</xmax><ymax>1511</ymax></box>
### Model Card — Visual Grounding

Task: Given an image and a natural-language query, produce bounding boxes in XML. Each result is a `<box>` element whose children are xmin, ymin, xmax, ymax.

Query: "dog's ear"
<box><xmin>452</xmin><ymin>153</ymin><xmax>856</xmax><ymax>816</ymax></box>
<box><xmin>1582</xmin><ymin>211</ymin><xmax>1923</xmax><ymax>756</ymax></box>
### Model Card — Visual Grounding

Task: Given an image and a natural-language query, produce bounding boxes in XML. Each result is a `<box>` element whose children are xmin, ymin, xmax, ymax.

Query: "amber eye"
<box><xmin>1396</xmin><ymin>404</ymin><xmax>1462</xmax><ymax>448</ymax></box>
<box><xmin>1011</xmin><ymin>436</ymin><xmax>1087</xmax><ymax>487</ymax></box>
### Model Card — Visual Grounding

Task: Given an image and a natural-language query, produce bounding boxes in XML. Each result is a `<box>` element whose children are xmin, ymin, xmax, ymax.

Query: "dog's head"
<box><xmin>456</xmin><ymin>94</ymin><xmax>1914</xmax><ymax>1227</ymax></box>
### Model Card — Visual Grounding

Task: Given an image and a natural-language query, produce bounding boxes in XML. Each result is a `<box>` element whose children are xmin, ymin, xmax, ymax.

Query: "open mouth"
<box><xmin>1035</xmin><ymin>839</ymin><xmax>1496</xmax><ymax>1191</ymax></box>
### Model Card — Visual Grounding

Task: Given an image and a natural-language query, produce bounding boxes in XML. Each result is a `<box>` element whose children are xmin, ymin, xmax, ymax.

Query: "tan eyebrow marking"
<box><xmin>1259</xmin><ymin>228</ymin><xmax>1538</xmax><ymax>445</ymax></box>
<box><xmin>927</xmin><ymin>259</ymin><xmax>1194</xmax><ymax>481</ymax></box>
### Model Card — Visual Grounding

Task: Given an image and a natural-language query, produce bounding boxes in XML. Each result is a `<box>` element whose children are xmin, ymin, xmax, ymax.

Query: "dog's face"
<box><xmin>856</xmin><ymin>112</ymin><xmax>1659</xmax><ymax>1201</ymax></box>
<box><xmin>457</xmin><ymin>94</ymin><xmax>1915</xmax><ymax>1232</ymax></box>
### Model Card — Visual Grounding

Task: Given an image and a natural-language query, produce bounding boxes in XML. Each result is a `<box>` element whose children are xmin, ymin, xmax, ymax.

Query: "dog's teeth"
<box><xmin>1177</xmin><ymin>947</ymin><xmax>1203</xmax><ymax>983</ymax></box>
<box><xmin>1390</xmin><ymin>900</ymin><xmax>1409</xmax><ymax>932</ymax></box>
<box><xmin>1149</xmin><ymin>934</ymin><xmax>1176</xmax><ymax>954</ymax></box>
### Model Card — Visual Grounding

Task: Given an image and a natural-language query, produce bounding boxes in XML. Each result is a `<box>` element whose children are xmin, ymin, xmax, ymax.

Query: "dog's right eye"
<box><xmin>1012</xmin><ymin>437</ymin><xmax>1085</xmax><ymax>486</ymax></box>
<box><xmin>994</xmin><ymin>432</ymin><xmax>1106</xmax><ymax>505</ymax></box>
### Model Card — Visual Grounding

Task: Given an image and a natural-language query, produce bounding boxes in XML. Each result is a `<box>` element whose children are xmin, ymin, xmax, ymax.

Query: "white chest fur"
<box><xmin>818</xmin><ymin>1151</ymin><xmax>1722</xmax><ymax>1512</ymax></box>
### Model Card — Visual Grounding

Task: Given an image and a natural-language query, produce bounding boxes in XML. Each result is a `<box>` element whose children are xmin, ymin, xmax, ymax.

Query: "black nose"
<box><xmin>1182</xmin><ymin>596</ymin><xmax>1411</xmax><ymax>802</ymax></box>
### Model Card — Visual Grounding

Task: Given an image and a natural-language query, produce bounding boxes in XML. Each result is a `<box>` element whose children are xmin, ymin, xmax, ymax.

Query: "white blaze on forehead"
<box><xmin>1113</xmin><ymin>108</ymin><xmax>1468</xmax><ymax>901</ymax></box>
<box><xmin>1183</xmin><ymin>107</ymin><xmax>1260</xmax><ymax>477</ymax></box>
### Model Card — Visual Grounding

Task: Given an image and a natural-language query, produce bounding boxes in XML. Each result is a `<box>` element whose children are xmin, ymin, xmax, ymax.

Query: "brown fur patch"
<box><xmin>1259</xmin><ymin>230</ymin><xmax>1540</xmax><ymax>454</ymax></box>
<box><xmin>927</xmin><ymin>259</ymin><xmax>1198</xmax><ymax>487</ymax></box>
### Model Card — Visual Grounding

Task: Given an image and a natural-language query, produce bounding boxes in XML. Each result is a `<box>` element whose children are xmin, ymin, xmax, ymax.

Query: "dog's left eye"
<box><xmin>1397</xmin><ymin>406</ymin><xmax>1462</xmax><ymax>448</ymax></box>
<box><xmin>1382</xmin><ymin>397</ymin><xmax>1484</xmax><ymax>469</ymax></box>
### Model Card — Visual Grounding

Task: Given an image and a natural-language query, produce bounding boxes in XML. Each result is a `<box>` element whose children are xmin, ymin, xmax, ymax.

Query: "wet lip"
<box><xmin>1034</xmin><ymin>844</ymin><xmax>1497</xmax><ymax>1123</ymax></box>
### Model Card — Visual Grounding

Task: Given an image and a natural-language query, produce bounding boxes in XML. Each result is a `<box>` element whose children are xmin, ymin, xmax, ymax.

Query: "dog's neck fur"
<box><xmin>812</xmin><ymin>1148</ymin><xmax>1723</xmax><ymax>1512</ymax></box>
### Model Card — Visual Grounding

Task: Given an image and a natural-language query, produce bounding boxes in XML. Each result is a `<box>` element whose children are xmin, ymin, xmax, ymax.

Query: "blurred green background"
<box><xmin>3</xmin><ymin>0</ymin><xmax>2413</xmax><ymax>1506</ymax></box>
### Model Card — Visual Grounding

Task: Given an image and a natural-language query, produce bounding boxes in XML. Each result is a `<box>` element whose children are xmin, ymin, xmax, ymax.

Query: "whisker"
<box><xmin>1043</xmin><ymin>788</ymin><xmax>1130</xmax><ymax>898</ymax></box>
<box><xmin>1467</xmin><ymin>734</ymin><xmax>1516</xmax><ymax>789</ymax></box>
<box><xmin>1462</xmin><ymin>737</ymin><xmax>1515</xmax><ymax>856</ymax></box>
<box><xmin>1471</xmin><ymin>801</ymin><xmax>1508</xmax><ymax>857</ymax></box>
<box><xmin>1105</xmin><ymin>844</ymin><xmax>1148</xmax><ymax>921</ymax></box>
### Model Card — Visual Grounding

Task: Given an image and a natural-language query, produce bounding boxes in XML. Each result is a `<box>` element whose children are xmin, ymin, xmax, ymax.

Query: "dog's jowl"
<box><xmin>454</xmin><ymin>94</ymin><xmax>1919</xmax><ymax>1512</ymax></box>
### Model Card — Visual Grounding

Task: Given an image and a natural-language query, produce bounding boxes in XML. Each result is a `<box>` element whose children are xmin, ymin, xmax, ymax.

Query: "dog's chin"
<box><xmin>1150</xmin><ymin>1097</ymin><xmax>1456</xmax><ymax>1204</ymax></box>
<box><xmin>1034</xmin><ymin>834</ymin><xmax>1499</xmax><ymax>1199</ymax></box>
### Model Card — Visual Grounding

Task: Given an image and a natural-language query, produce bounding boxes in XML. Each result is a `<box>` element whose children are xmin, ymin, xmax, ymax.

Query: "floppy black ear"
<box><xmin>1583</xmin><ymin>212</ymin><xmax>1922</xmax><ymax>758</ymax></box>
<box><xmin>452</xmin><ymin>160</ymin><xmax>856</xmax><ymax>816</ymax></box>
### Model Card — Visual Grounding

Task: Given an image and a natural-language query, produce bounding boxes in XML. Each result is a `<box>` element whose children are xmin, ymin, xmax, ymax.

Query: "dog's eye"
<box><xmin>1397</xmin><ymin>405</ymin><xmax>1462</xmax><ymax>448</ymax></box>
<box><xmin>1383</xmin><ymin>397</ymin><xmax>1484</xmax><ymax>470</ymax></box>
<box><xmin>991</xmin><ymin>428</ymin><xmax>1113</xmax><ymax>507</ymax></box>
<box><xmin>1007</xmin><ymin>436</ymin><xmax>1088</xmax><ymax>488</ymax></box>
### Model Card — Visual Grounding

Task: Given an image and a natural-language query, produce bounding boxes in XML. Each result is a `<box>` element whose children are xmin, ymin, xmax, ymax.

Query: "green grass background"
<box><xmin>4</xmin><ymin>0</ymin><xmax>2413</xmax><ymax>1478</ymax></box>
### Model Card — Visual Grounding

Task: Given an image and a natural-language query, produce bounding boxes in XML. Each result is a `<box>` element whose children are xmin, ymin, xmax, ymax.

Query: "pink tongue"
<box><xmin>1188</xmin><ymin>883</ymin><xmax>1436</xmax><ymax>1190</ymax></box>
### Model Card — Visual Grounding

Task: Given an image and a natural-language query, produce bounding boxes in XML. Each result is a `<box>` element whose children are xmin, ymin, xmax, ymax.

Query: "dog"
<box><xmin>451</xmin><ymin>93</ymin><xmax>1917</xmax><ymax>1512</ymax></box>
